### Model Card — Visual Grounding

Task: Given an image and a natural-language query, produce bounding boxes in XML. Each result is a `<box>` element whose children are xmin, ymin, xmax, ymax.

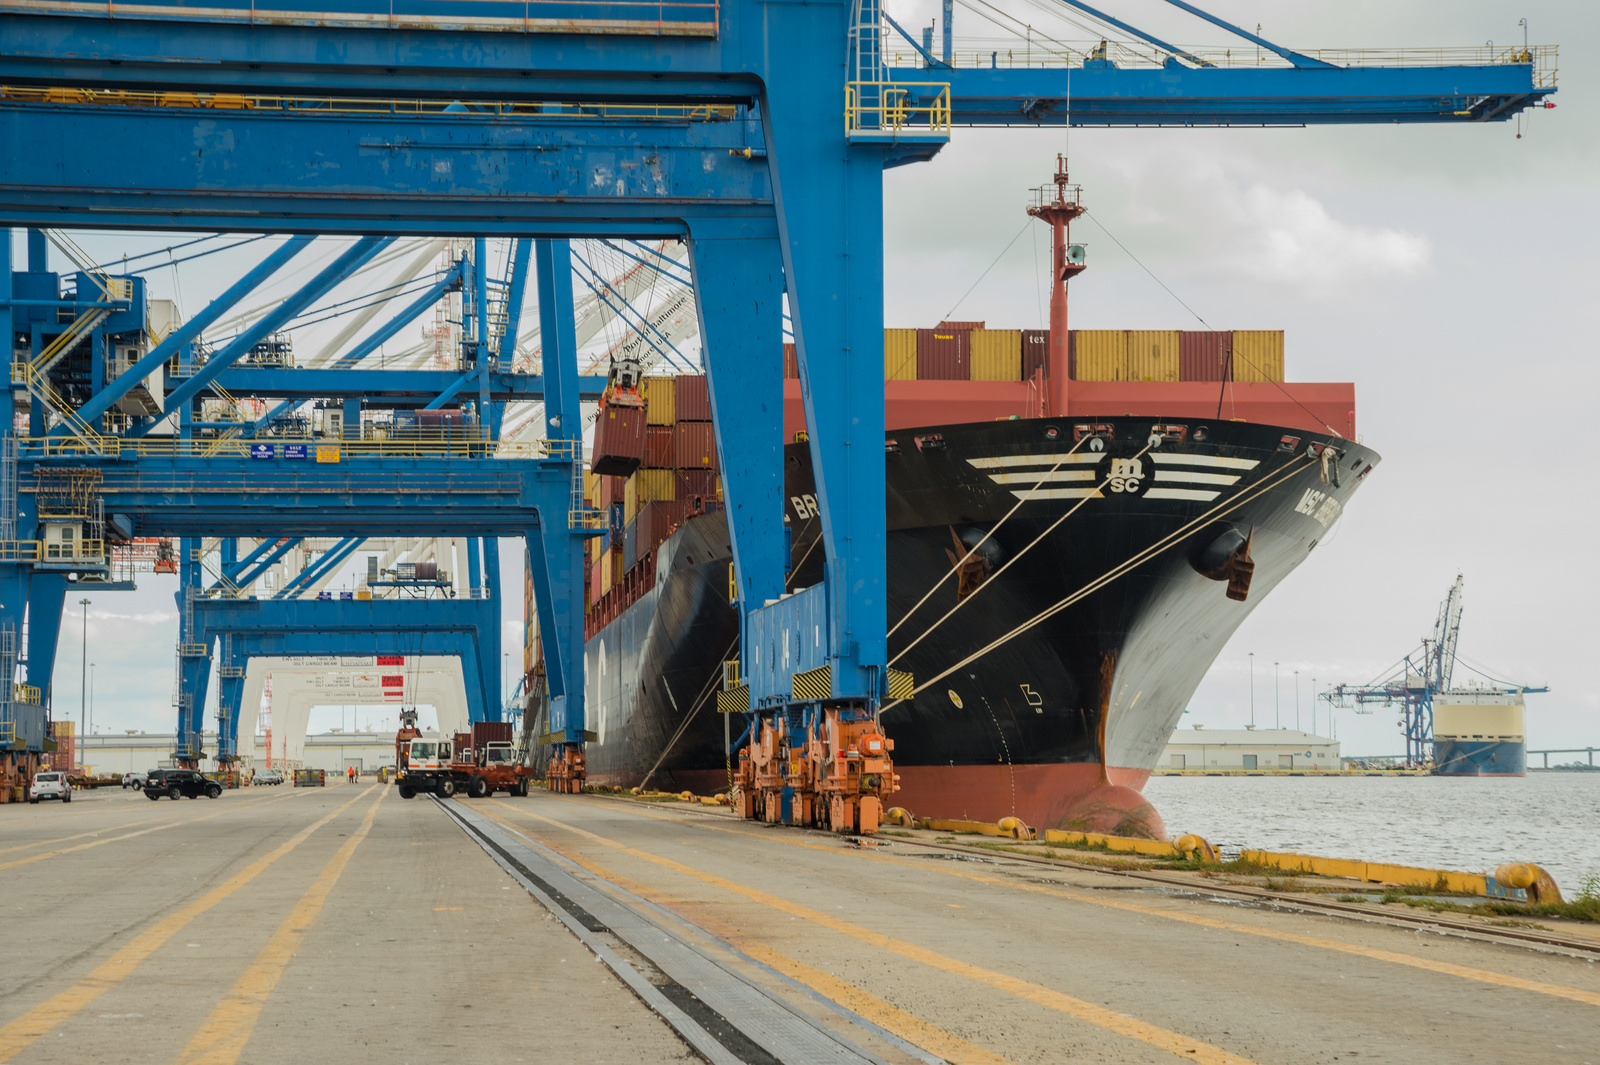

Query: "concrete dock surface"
<box><xmin>3</xmin><ymin>782</ymin><xmax>1597</xmax><ymax>1065</ymax></box>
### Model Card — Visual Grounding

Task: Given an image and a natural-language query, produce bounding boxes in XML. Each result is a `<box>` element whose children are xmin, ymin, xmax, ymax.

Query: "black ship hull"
<box><xmin>583</xmin><ymin>415</ymin><xmax>1379</xmax><ymax>835</ymax></box>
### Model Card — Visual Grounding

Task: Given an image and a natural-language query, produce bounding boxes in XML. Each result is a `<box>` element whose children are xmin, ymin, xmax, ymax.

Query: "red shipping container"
<box><xmin>675</xmin><ymin>375</ymin><xmax>713</xmax><ymax>421</ymax></box>
<box><xmin>783</xmin><ymin>342</ymin><xmax>798</xmax><ymax>380</ymax></box>
<box><xmin>602</xmin><ymin>475</ymin><xmax>626</xmax><ymax>507</ymax></box>
<box><xmin>937</xmin><ymin>320</ymin><xmax>985</xmax><ymax>331</ymax></box>
<box><xmin>1021</xmin><ymin>329</ymin><xmax>1050</xmax><ymax>381</ymax></box>
<box><xmin>472</xmin><ymin>721</ymin><xmax>513</xmax><ymax>746</ymax></box>
<box><xmin>674</xmin><ymin>421</ymin><xmax>719</xmax><ymax>470</ymax></box>
<box><xmin>590</xmin><ymin>400</ymin><xmax>647</xmax><ymax>477</ymax></box>
<box><xmin>643</xmin><ymin>425</ymin><xmax>675</xmax><ymax>469</ymax></box>
<box><xmin>677</xmin><ymin>468</ymin><xmax>716</xmax><ymax>502</ymax></box>
<box><xmin>636</xmin><ymin>500</ymin><xmax>689</xmax><ymax>551</ymax></box>
<box><xmin>1178</xmin><ymin>331</ymin><xmax>1233</xmax><ymax>382</ymax></box>
<box><xmin>916</xmin><ymin>328</ymin><xmax>969</xmax><ymax>380</ymax></box>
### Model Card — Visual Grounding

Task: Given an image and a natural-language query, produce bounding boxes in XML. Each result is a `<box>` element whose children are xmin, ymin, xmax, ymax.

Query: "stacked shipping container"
<box><xmin>780</xmin><ymin>327</ymin><xmax>1285</xmax><ymax>383</ymax></box>
<box><xmin>584</xmin><ymin>375</ymin><xmax>723</xmax><ymax>630</ymax></box>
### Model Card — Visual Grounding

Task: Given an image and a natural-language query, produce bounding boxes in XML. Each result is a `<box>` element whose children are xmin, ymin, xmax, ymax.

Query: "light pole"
<box><xmin>89</xmin><ymin>663</ymin><xmax>95</xmax><ymax>737</ymax></box>
<box><xmin>78</xmin><ymin>598</ymin><xmax>91</xmax><ymax>770</ymax></box>
<box><xmin>1248</xmin><ymin>652</ymin><xmax>1255</xmax><ymax>727</ymax></box>
<box><xmin>1311</xmin><ymin>676</ymin><xmax>1318</xmax><ymax>736</ymax></box>
<box><xmin>1294</xmin><ymin>669</ymin><xmax>1301</xmax><ymax>731</ymax></box>
<box><xmin>1273</xmin><ymin>660</ymin><xmax>1280</xmax><ymax>730</ymax></box>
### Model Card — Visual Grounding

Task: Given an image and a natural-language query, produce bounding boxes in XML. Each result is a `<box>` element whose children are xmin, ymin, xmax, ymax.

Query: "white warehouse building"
<box><xmin>1160</xmin><ymin>727</ymin><xmax>1340</xmax><ymax>772</ymax></box>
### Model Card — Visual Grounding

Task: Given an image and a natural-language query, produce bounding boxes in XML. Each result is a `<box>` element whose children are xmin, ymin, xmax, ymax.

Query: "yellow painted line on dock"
<box><xmin>0</xmin><ymin>786</ymin><xmax>376</xmax><ymax>1058</ymax></box>
<box><xmin>567</xmin><ymin>797</ymin><xmax>1600</xmax><ymax>1011</ymax></box>
<box><xmin>0</xmin><ymin>789</ymin><xmax>305</xmax><ymax>873</ymax></box>
<box><xmin>0</xmin><ymin>789</ymin><xmax>300</xmax><ymax>856</ymax></box>
<box><xmin>172</xmin><ymin>787</ymin><xmax>385</xmax><ymax>1065</ymax></box>
<box><xmin>471</xmin><ymin>803</ymin><xmax>1018</xmax><ymax>1065</ymax></box>
<box><xmin>500</xmin><ymin>803</ymin><xmax>1256</xmax><ymax>1065</ymax></box>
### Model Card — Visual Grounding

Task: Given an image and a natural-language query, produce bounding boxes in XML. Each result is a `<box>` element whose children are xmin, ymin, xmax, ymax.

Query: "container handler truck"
<box><xmin>396</xmin><ymin>718</ymin><xmax>535</xmax><ymax>799</ymax></box>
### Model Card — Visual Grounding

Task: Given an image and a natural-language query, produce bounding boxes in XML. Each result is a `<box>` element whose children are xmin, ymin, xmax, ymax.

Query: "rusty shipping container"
<box><xmin>938</xmin><ymin>320</ymin><xmax>986</xmax><ymax>331</ymax></box>
<box><xmin>1178</xmin><ymin>331</ymin><xmax>1233</xmax><ymax>381</ymax></box>
<box><xmin>636</xmin><ymin>500</ymin><xmax>688</xmax><ymax>554</ymax></box>
<box><xmin>643</xmin><ymin>425</ymin><xmax>676</xmax><ymax>469</ymax></box>
<box><xmin>783</xmin><ymin>342</ymin><xmax>798</xmax><ymax>379</ymax></box>
<box><xmin>915</xmin><ymin>328</ymin><xmax>970</xmax><ymax>380</ymax></box>
<box><xmin>1021</xmin><ymin>329</ymin><xmax>1050</xmax><ymax>381</ymax></box>
<box><xmin>969</xmin><ymin>329</ymin><xmax>1022</xmax><ymax>381</ymax></box>
<box><xmin>642</xmin><ymin>375</ymin><xmax>676</xmax><ymax>426</ymax></box>
<box><xmin>676</xmin><ymin>468</ymin><xmax>716</xmax><ymax>502</ymax></box>
<box><xmin>884</xmin><ymin>328</ymin><xmax>917</xmax><ymax>380</ymax></box>
<box><xmin>675</xmin><ymin>374</ymin><xmax>713</xmax><ymax>421</ymax></box>
<box><xmin>1231</xmin><ymin>330</ymin><xmax>1285</xmax><ymax>382</ymax></box>
<box><xmin>590</xmin><ymin>400</ymin><xmax>647</xmax><ymax>477</ymax></box>
<box><xmin>675</xmin><ymin>420</ymin><xmax>719</xmax><ymax>470</ymax></box>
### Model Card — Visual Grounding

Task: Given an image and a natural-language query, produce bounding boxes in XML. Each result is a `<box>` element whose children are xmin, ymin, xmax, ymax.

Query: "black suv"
<box><xmin>144</xmin><ymin>769</ymin><xmax>223</xmax><ymax>801</ymax></box>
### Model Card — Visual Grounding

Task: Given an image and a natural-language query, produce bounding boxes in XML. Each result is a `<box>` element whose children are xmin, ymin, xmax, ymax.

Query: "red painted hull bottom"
<box><xmin>666</xmin><ymin>762</ymin><xmax>1167</xmax><ymax>839</ymax></box>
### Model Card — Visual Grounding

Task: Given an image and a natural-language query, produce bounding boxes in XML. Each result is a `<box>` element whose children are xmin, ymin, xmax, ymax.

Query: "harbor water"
<box><xmin>1143</xmin><ymin>771</ymin><xmax>1600</xmax><ymax>895</ymax></box>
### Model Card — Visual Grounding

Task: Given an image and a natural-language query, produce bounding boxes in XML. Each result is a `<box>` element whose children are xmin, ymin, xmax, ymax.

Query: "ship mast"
<box><xmin>1026</xmin><ymin>155</ymin><xmax>1087</xmax><ymax>418</ymax></box>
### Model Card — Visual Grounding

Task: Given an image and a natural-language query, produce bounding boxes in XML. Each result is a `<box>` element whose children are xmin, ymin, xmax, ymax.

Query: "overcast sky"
<box><xmin>25</xmin><ymin>0</ymin><xmax>1596</xmax><ymax>756</ymax></box>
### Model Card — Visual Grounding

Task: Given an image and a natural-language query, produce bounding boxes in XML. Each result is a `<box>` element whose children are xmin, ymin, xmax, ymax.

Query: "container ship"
<box><xmin>537</xmin><ymin>162</ymin><xmax>1382</xmax><ymax>837</ymax></box>
<box><xmin>1432</xmin><ymin>690</ymin><xmax>1527</xmax><ymax>777</ymax></box>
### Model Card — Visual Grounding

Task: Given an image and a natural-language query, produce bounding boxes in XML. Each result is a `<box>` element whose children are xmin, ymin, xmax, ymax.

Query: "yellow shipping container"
<box><xmin>600</xmin><ymin>553</ymin><xmax>614</xmax><ymax>595</ymax></box>
<box><xmin>1073</xmin><ymin>330</ymin><xmax>1128</xmax><ymax>381</ymax></box>
<box><xmin>590</xmin><ymin>536</ymin><xmax>601</xmax><ymax>565</ymax></box>
<box><xmin>623</xmin><ymin>475</ymin><xmax>640</xmax><ymax>523</ymax></box>
<box><xmin>584</xmin><ymin>469</ymin><xmax>600</xmax><ymax>505</ymax></box>
<box><xmin>1232</xmin><ymin>330</ymin><xmax>1285</xmax><ymax>382</ymax></box>
<box><xmin>643</xmin><ymin>375</ymin><xmax>676</xmax><ymax>425</ymax></box>
<box><xmin>1124</xmin><ymin>330</ymin><xmax>1179</xmax><ymax>382</ymax></box>
<box><xmin>638</xmin><ymin>469</ymin><xmax>675</xmax><ymax>502</ymax></box>
<box><xmin>968</xmin><ymin>329</ymin><xmax>1022</xmax><ymax>381</ymax></box>
<box><xmin>884</xmin><ymin>328</ymin><xmax>917</xmax><ymax>380</ymax></box>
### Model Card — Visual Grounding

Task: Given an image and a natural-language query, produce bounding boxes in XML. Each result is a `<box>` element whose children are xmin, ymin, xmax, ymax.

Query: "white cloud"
<box><xmin>1220</xmin><ymin>183</ymin><xmax>1431</xmax><ymax>287</ymax></box>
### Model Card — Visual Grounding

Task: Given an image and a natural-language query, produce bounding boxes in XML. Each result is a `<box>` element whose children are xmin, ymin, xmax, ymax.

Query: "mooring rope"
<box><xmin>889</xmin><ymin>439</ymin><xmax>1155</xmax><ymax>667</ymax></box>
<box><xmin>887</xmin><ymin>433</ymin><xmax>1089</xmax><ymax>639</ymax></box>
<box><xmin>881</xmin><ymin>450</ymin><xmax>1319</xmax><ymax>712</ymax></box>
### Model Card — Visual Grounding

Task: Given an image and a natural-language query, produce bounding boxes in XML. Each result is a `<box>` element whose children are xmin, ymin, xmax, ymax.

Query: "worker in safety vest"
<box><xmin>347</xmin><ymin>765</ymin><xmax>356</xmax><ymax>784</ymax></box>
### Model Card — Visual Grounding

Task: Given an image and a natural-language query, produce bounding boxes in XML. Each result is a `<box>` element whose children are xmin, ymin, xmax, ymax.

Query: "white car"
<box><xmin>29</xmin><ymin>771</ymin><xmax>71</xmax><ymax>804</ymax></box>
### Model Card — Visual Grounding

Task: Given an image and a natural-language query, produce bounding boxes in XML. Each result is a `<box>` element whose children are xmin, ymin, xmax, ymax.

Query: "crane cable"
<box><xmin>887</xmin><ymin>433</ymin><xmax>1091</xmax><ymax>640</ymax></box>
<box><xmin>890</xmin><ymin>437</ymin><xmax>1153</xmax><ymax>666</ymax></box>
<box><xmin>883</xmin><ymin>450</ymin><xmax>1320</xmax><ymax>711</ymax></box>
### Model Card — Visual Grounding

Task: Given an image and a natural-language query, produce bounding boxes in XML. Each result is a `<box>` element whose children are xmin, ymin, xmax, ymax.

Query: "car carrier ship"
<box><xmin>532</xmin><ymin>161</ymin><xmax>1382</xmax><ymax>837</ymax></box>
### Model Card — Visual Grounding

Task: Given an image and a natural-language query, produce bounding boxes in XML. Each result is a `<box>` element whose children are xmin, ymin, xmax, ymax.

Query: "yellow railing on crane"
<box><xmin>844</xmin><ymin>82</ymin><xmax>951</xmax><ymax>140</ymax></box>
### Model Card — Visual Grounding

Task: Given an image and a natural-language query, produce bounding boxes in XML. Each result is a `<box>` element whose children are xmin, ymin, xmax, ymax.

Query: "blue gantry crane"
<box><xmin>0</xmin><ymin>0</ymin><xmax>1557</xmax><ymax>814</ymax></box>
<box><xmin>1323</xmin><ymin>575</ymin><xmax>1549</xmax><ymax>765</ymax></box>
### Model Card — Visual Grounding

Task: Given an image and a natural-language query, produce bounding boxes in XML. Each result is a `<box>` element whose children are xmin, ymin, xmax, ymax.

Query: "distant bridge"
<box><xmin>1528</xmin><ymin>748</ymin><xmax>1598</xmax><ymax>769</ymax></box>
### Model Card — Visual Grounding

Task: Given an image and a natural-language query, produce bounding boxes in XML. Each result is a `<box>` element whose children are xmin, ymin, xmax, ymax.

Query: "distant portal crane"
<box><xmin>1322</xmin><ymin>575</ymin><xmax>1546</xmax><ymax>764</ymax></box>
